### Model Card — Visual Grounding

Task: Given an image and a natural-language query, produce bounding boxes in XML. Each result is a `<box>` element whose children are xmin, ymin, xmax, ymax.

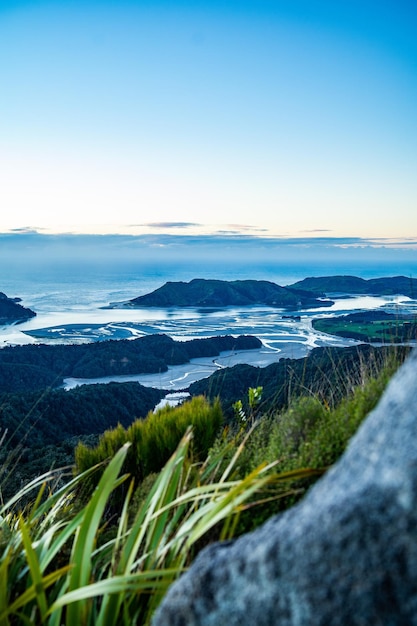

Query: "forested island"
<box><xmin>106</xmin><ymin>278</ymin><xmax>333</xmax><ymax>309</ymax></box>
<box><xmin>0</xmin><ymin>292</ymin><xmax>36</xmax><ymax>324</ymax></box>
<box><xmin>289</xmin><ymin>274</ymin><xmax>417</xmax><ymax>297</ymax></box>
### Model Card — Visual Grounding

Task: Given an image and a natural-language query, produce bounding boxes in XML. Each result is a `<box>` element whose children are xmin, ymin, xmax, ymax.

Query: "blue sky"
<box><xmin>1</xmin><ymin>0</ymin><xmax>416</xmax><ymax>244</ymax></box>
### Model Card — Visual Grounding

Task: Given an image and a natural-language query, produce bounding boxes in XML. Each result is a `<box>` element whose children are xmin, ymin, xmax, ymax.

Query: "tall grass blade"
<box><xmin>65</xmin><ymin>443</ymin><xmax>130</xmax><ymax>626</ymax></box>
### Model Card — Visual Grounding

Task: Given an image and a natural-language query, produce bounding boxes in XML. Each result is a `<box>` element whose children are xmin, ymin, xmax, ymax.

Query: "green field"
<box><xmin>313</xmin><ymin>315</ymin><xmax>417</xmax><ymax>343</ymax></box>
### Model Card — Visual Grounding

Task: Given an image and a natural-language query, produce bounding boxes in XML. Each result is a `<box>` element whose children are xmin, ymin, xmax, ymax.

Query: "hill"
<box><xmin>189</xmin><ymin>344</ymin><xmax>411</xmax><ymax>419</ymax></box>
<box><xmin>106</xmin><ymin>278</ymin><xmax>333</xmax><ymax>309</ymax></box>
<box><xmin>0</xmin><ymin>333</ymin><xmax>261</xmax><ymax>393</ymax></box>
<box><xmin>288</xmin><ymin>275</ymin><xmax>417</xmax><ymax>297</ymax></box>
<box><xmin>0</xmin><ymin>292</ymin><xmax>36</xmax><ymax>324</ymax></box>
<box><xmin>0</xmin><ymin>381</ymin><xmax>165</xmax><ymax>498</ymax></box>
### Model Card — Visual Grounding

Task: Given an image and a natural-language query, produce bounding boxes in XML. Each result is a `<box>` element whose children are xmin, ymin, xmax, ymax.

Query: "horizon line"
<box><xmin>1</xmin><ymin>230</ymin><xmax>417</xmax><ymax>249</ymax></box>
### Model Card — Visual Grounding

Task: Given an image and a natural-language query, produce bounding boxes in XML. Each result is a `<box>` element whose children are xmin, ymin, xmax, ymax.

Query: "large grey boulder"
<box><xmin>152</xmin><ymin>349</ymin><xmax>417</xmax><ymax>626</ymax></box>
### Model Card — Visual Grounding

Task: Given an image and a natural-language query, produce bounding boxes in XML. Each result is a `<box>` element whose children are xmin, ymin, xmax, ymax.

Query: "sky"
<box><xmin>1</xmin><ymin>0</ymin><xmax>417</xmax><ymax>247</ymax></box>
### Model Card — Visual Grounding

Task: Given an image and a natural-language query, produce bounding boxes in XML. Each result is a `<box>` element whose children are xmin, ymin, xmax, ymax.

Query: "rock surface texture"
<box><xmin>152</xmin><ymin>349</ymin><xmax>417</xmax><ymax>626</ymax></box>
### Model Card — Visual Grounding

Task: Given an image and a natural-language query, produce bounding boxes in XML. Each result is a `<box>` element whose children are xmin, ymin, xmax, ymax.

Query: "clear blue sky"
<box><xmin>1</xmin><ymin>0</ymin><xmax>416</xmax><ymax>243</ymax></box>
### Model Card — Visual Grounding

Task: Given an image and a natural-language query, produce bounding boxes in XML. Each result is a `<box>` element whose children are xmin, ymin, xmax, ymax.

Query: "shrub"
<box><xmin>0</xmin><ymin>427</ymin><xmax>313</xmax><ymax>625</ymax></box>
<box><xmin>75</xmin><ymin>396</ymin><xmax>223</xmax><ymax>487</ymax></box>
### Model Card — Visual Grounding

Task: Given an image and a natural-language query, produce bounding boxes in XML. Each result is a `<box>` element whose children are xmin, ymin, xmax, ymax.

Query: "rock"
<box><xmin>152</xmin><ymin>349</ymin><xmax>417</xmax><ymax>626</ymax></box>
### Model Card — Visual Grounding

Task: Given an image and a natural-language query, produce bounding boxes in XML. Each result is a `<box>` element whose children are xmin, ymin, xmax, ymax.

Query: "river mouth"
<box><xmin>62</xmin><ymin>345</ymin><xmax>316</xmax><ymax>392</ymax></box>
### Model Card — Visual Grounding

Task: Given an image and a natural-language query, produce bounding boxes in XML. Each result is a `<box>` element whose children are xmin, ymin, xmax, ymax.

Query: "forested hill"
<box><xmin>189</xmin><ymin>344</ymin><xmax>411</xmax><ymax>419</ymax></box>
<box><xmin>288</xmin><ymin>275</ymin><xmax>417</xmax><ymax>297</ymax></box>
<box><xmin>0</xmin><ymin>381</ymin><xmax>166</xmax><ymax>498</ymax></box>
<box><xmin>0</xmin><ymin>333</ymin><xmax>261</xmax><ymax>394</ymax></box>
<box><xmin>0</xmin><ymin>292</ymin><xmax>36</xmax><ymax>324</ymax></box>
<box><xmin>106</xmin><ymin>278</ymin><xmax>332</xmax><ymax>309</ymax></box>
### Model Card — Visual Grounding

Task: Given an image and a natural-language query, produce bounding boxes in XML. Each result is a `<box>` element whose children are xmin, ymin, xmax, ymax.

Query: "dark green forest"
<box><xmin>189</xmin><ymin>344</ymin><xmax>411</xmax><ymax>418</ymax></box>
<box><xmin>289</xmin><ymin>274</ymin><xmax>417</xmax><ymax>297</ymax></box>
<box><xmin>0</xmin><ymin>382</ymin><xmax>164</xmax><ymax>497</ymax></box>
<box><xmin>0</xmin><ymin>333</ymin><xmax>259</xmax><ymax>496</ymax></box>
<box><xmin>0</xmin><ymin>333</ymin><xmax>261</xmax><ymax>393</ymax></box>
<box><xmin>115</xmin><ymin>278</ymin><xmax>330</xmax><ymax>308</ymax></box>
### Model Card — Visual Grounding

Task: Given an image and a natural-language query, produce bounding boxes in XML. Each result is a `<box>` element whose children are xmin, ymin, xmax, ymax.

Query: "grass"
<box><xmin>74</xmin><ymin>396</ymin><xmax>223</xmax><ymax>487</ymax></box>
<box><xmin>0</xmin><ymin>344</ymin><xmax>408</xmax><ymax>624</ymax></box>
<box><xmin>313</xmin><ymin>316</ymin><xmax>417</xmax><ymax>343</ymax></box>
<box><xmin>0</xmin><ymin>426</ymin><xmax>317</xmax><ymax>625</ymax></box>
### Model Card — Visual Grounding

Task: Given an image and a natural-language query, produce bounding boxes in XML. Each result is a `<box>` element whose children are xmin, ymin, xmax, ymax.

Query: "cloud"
<box><xmin>8</xmin><ymin>226</ymin><xmax>44</xmax><ymax>234</ymax></box>
<box><xmin>137</xmin><ymin>222</ymin><xmax>201</xmax><ymax>229</ymax></box>
<box><xmin>300</xmin><ymin>229</ymin><xmax>333</xmax><ymax>233</ymax></box>
<box><xmin>215</xmin><ymin>225</ymin><xmax>269</xmax><ymax>236</ymax></box>
<box><xmin>226</xmin><ymin>224</ymin><xmax>268</xmax><ymax>231</ymax></box>
<box><xmin>1</xmin><ymin>231</ymin><xmax>417</xmax><ymax>253</ymax></box>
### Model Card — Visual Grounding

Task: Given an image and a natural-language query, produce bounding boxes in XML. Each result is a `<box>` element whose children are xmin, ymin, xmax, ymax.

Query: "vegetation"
<box><xmin>0</xmin><ymin>292</ymin><xmax>36</xmax><ymax>324</ymax></box>
<box><xmin>289</xmin><ymin>274</ymin><xmax>417</xmax><ymax>297</ymax></box>
<box><xmin>0</xmin><ymin>340</ymin><xmax>410</xmax><ymax>624</ymax></box>
<box><xmin>0</xmin><ymin>425</ymin><xmax>317</xmax><ymax>625</ymax></box>
<box><xmin>0</xmin><ymin>333</ymin><xmax>260</xmax><ymax>393</ymax></box>
<box><xmin>112</xmin><ymin>278</ymin><xmax>331</xmax><ymax>309</ymax></box>
<box><xmin>312</xmin><ymin>310</ymin><xmax>417</xmax><ymax>343</ymax></box>
<box><xmin>0</xmin><ymin>382</ymin><xmax>165</xmax><ymax>499</ymax></box>
<box><xmin>193</xmin><ymin>347</ymin><xmax>404</xmax><ymax>533</ymax></box>
<box><xmin>1</xmin><ymin>345</ymin><xmax>409</xmax><ymax>501</ymax></box>
<box><xmin>189</xmin><ymin>344</ymin><xmax>410</xmax><ymax>419</ymax></box>
<box><xmin>75</xmin><ymin>396</ymin><xmax>224</xmax><ymax>488</ymax></box>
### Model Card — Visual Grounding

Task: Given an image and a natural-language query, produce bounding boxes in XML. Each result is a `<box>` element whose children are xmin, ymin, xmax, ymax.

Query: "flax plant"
<box><xmin>0</xmin><ymin>427</ymin><xmax>319</xmax><ymax>626</ymax></box>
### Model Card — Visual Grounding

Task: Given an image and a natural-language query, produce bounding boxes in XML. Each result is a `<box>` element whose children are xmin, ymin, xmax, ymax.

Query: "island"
<box><xmin>105</xmin><ymin>278</ymin><xmax>333</xmax><ymax>309</ymax></box>
<box><xmin>0</xmin><ymin>292</ymin><xmax>36</xmax><ymax>324</ymax></box>
<box><xmin>288</xmin><ymin>275</ymin><xmax>417</xmax><ymax>297</ymax></box>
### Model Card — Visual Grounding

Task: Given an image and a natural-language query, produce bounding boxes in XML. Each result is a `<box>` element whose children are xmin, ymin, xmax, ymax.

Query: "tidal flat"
<box><xmin>3</xmin><ymin>293</ymin><xmax>409</xmax><ymax>391</ymax></box>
